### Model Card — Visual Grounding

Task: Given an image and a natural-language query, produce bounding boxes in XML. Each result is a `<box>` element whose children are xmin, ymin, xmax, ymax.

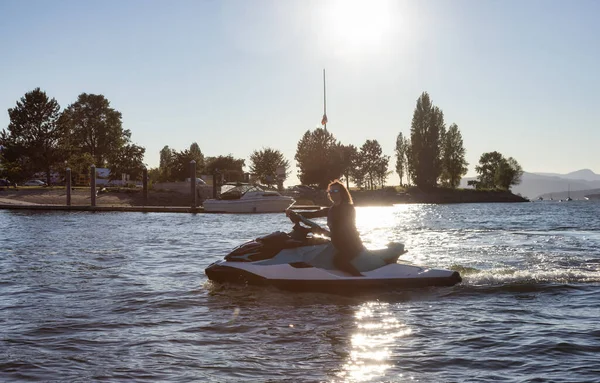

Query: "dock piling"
<box><xmin>90</xmin><ymin>165</ymin><xmax>96</xmax><ymax>207</ymax></box>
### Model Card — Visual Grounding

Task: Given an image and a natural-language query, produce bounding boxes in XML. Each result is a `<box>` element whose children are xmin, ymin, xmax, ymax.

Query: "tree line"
<box><xmin>294</xmin><ymin>91</ymin><xmax>523</xmax><ymax>191</ymax></box>
<box><xmin>0</xmin><ymin>88</ymin><xmax>145</xmax><ymax>185</ymax></box>
<box><xmin>1</xmin><ymin>88</ymin><xmax>523</xmax><ymax>191</ymax></box>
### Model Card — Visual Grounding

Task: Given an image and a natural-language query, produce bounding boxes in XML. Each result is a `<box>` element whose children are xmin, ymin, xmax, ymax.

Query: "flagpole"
<box><xmin>323</xmin><ymin>69</ymin><xmax>327</xmax><ymax>130</ymax></box>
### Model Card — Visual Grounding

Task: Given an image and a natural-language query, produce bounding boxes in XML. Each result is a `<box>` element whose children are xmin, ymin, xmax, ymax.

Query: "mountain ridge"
<box><xmin>460</xmin><ymin>169</ymin><xmax>600</xmax><ymax>199</ymax></box>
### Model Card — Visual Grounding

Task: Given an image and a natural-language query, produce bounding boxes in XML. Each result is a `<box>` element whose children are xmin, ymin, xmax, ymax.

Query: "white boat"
<box><xmin>203</xmin><ymin>183</ymin><xmax>295</xmax><ymax>213</ymax></box>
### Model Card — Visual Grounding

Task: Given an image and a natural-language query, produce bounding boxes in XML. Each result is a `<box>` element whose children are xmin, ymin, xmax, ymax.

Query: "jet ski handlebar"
<box><xmin>286</xmin><ymin>209</ymin><xmax>331</xmax><ymax>236</ymax></box>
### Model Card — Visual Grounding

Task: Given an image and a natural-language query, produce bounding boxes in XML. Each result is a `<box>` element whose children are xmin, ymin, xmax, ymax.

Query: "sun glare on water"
<box><xmin>338</xmin><ymin>302</ymin><xmax>413</xmax><ymax>382</ymax></box>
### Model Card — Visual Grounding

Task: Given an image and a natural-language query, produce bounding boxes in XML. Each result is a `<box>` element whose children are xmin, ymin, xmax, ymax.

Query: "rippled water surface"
<box><xmin>1</xmin><ymin>202</ymin><xmax>599</xmax><ymax>382</ymax></box>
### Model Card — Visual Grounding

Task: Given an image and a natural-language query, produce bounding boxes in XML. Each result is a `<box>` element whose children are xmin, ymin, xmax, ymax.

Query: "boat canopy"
<box><xmin>219</xmin><ymin>183</ymin><xmax>273</xmax><ymax>200</ymax></box>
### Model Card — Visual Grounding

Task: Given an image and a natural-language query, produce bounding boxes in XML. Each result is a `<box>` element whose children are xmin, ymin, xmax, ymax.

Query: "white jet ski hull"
<box><xmin>206</xmin><ymin>259</ymin><xmax>462</xmax><ymax>292</ymax></box>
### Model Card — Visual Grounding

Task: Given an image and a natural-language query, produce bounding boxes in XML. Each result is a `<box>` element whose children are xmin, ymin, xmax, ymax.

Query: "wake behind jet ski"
<box><xmin>205</xmin><ymin>211</ymin><xmax>462</xmax><ymax>293</ymax></box>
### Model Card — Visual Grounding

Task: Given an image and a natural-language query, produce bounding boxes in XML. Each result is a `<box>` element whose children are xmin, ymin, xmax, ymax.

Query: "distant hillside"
<box><xmin>460</xmin><ymin>169</ymin><xmax>600</xmax><ymax>199</ymax></box>
<box><xmin>533</xmin><ymin>169</ymin><xmax>600</xmax><ymax>181</ymax></box>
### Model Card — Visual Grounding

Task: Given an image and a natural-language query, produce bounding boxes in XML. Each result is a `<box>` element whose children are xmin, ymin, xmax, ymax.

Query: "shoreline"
<box><xmin>0</xmin><ymin>186</ymin><xmax>529</xmax><ymax>213</ymax></box>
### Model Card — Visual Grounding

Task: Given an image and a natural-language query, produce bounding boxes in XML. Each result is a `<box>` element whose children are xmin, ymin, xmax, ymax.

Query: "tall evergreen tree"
<box><xmin>1</xmin><ymin>88</ymin><xmax>62</xmax><ymax>184</ymax></box>
<box><xmin>395</xmin><ymin>132</ymin><xmax>406</xmax><ymax>186</ymax></box>
<box><xmin>159</xmin><ymin>145</ymin><xmax>174</xmax><ymax>182</ymax></box>
<box><xmin>440</xmin><ymin>123</ymin><xmax>468</xmax><ymax>188</ymax></box>
<box><xmin>404</xmin><ymin>138</ymin><xmax>413</xmax><ymax>186</ymax></box>
<box><xmin>189</xmin><ymin>142</ymin><xmax>205</xmax><ymax>170</ymax></box>
<box><xmin>409</xmin><ymin>92</ymin><xmax>445</xmax><ymax>189</ymax></box>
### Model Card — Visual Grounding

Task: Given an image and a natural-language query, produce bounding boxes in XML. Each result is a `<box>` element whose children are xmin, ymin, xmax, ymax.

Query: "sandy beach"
<box><xmin>0</xmin><ymin>187</ymin><xmax>193</xmax><ymax>207</ymax></box>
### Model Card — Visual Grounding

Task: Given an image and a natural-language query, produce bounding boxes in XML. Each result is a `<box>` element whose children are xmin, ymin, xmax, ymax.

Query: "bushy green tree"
<box><xmin>475</xmin><ymin>151</ymin><xmax>504</xmax><ymax>189</ymax></box>
<box><xmin>249</xmin><ymin>147</ymin><xmax>289</xmax><ymax>187</ymax></box>
<box><xmin>205</xmin><ymin>155</ymin><xmax>245</xmax><ymax>183</ymax></box>
<box><xmin>440</xmin><ymin>123</ymin><xmax>468</xmax><ymax>188</ymax></box>
<box><xmin>147</xmin><ymin>167</ymin><xmax>161</xmax><ymax>184</ymax></box>
<box><xmin>357</xmin><ymin>139</ymin><xmax>389</xmax><ymax>190</ymax></box>
<box><xmin>108</xmin><ymin>142</ymin><xmax>146</xmax><ymax>182</ymax></box>
<box><xmin>171</xmin><ymin>145</ymin><xmax>206</xmax><ymax>182</ymax></box>
<box><xmin>294</xmin><ymin>128</ymin><xmax>341</xmax><ymax>188</ymax></box>
<box><xmin>475</xmin><ymin>151</ymin><xmax>523</xmax><ymax>190</ymax></box>
<box><xmin>60</xmin><ymin>93</ymin><xmax>128</xmax><ymax>167</ymax></box>
<box><xmin>65</xmin><ymin>152</ymin><xmax>95</xmax><ymax>184</ymax></box>
<box><xmin>350</xmin><ymin>151</ymin><xmax>367</xmax><ymax>189</ymax></box>
<box><xmin>333</xmin><ymin>144</ymin><xmax>358</xmax><ymax>189</ymax></box>
<box><xmin>496</xmin><ymin>157</ymin><xmax>523</xmax><ymax>190</ymax></box>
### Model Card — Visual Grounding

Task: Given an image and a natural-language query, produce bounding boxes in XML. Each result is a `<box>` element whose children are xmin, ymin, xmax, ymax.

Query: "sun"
<box><xmin>320</xmin><ymin>0</ymin><xmax>397</xmax><ymax>54</ymax></box>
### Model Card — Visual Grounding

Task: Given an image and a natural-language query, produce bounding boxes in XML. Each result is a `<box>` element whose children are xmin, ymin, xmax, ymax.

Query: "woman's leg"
<box><xmin>333</xmin><ymin>253</ymin><xmax>363</xmax><ymax>276</ymax></box>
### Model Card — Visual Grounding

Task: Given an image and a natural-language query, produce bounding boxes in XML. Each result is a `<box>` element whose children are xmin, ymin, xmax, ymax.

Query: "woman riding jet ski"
<box><xmin>205</xmin><ymin>181</ymin><xmax>462</xmax><ymax>293</ymax></box>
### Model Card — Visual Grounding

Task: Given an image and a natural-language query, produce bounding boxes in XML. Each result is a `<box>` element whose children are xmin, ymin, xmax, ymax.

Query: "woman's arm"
<box><xmin>294</xmin><ymin>207</ymin><xmax>329</xmax><ymax>219</ymax></box>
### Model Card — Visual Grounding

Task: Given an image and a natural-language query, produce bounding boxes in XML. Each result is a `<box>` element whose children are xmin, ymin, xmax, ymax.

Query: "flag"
<box><xmin>321</xmin><ymin>114</ymin><xmax>328</xmax><ymax>126</ymax></box>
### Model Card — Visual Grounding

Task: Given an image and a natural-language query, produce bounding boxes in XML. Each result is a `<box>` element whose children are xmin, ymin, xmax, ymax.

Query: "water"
<box><xmin>1</xmin><ymin>202</ymin><xmax>599</xmax><ymax>382</ymax></box>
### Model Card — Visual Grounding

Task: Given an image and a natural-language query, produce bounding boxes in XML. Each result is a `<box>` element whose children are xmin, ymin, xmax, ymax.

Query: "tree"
<box><xmin>404</xmin><ymin>138</ymin><xmax>413</xmax><ymax>186</ymax></box>
<box><xmin>294</xmin><ymin>128</ymin><xmax>340</xmax><ymax>188</ymax></box>
<box><xmin>108</xmin><ymin>142</ymin><xmax>146</xmax><ymax>182</ymax></box>
<box><xmin>409</xmin><ymin>92</ymin><xmax>445</xmax><ymax>189</ymax></box>
<box><xmin>475</xmin><ymin>152</ymin><xmax>523</xmax><ymax>190</ymax></box>
<box><xmin>158</xmin><ymin>145</ymin><xmax>175</xmax><ymax>182</ymax></box>
<box><xmin>496</xmin><ymin>157</ymin><xmax>523</xmax><ymax>190</ymax></box>
<box><xmin>147</xmin><ymin>167</ymin><xmax>161</xmax><ymax>183</ymax></box>
<box><xmin>395</xmin><ymin>132</ymin><xmax>407</xmax><ymax>186</ymax></box>
<box><xmin>205</xmin><ymin>155</ymin><xmax>245</xmax><ymax>183</ymax></box>
<box><xmin>1</xmin><ymin>88</ymin><xmax>62</xmax><ymax>184</ymax></box>
<box><xmin>60</xmin><ymin>93</ymin><xmax>127</xmax><ymax>167</ymax></box>
<box><xmin>249</xmin><ymin>147</ymin><xmax>290</xmax><ymax>187</ymax></box>
<box><xmin>350</xmin><ymin>151</ymin><xmax>367</xmax><ymax>189</ymax></box>
<box><xmin>440</xmin><ymin>123</ymin><xmax>468</xmax><ymax>188</ymax></box>
<box><xmin>171</xmin><ymin>146</ymin><xmax>206</xmax><ymax>182</ymax></box>
<box><xmin>475</xmin><ymin>151</ymin><xmax>504</xmax><ymax>189</ymax></box>
<box><xmin>375</xmin><ymin>155</ymin><xmax>391</xmax><ymax>188</ymax></box>
<box><xmin>189</xmin><ymin>142</ymin><xmax>205</xmax><ymax>170</ymax></box>
<box><xmin>65</xmin><ymin>152</ymin><xmax>95</xmax><ymax>184</ymax></box>
<box><xmin>333</xmin><ymin>144</ymin><xmax>358</xmax><ymax>189</ymax></box>
<box><xmin>357</xmin><ymin>139</ymin><xmax>388</xmax><ymax>190</ymax></box>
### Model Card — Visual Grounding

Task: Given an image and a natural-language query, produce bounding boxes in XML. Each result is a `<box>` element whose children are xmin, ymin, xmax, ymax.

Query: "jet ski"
<box><xmin>205</xmin><ymin>211</ymin><xmax>462</xmax><ymax>293</ymax></box>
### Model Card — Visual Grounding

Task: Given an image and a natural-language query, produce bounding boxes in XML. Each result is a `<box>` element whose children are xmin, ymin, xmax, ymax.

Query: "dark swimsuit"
<box><xmin>303</xmin><ymin>203</ymin><xmax>364</xmax><ymax>276</ymax></box>
<box><xmin>327</xmin><ymin>204</ymin><xmax>364</xmax><ymax>257</ymax></box>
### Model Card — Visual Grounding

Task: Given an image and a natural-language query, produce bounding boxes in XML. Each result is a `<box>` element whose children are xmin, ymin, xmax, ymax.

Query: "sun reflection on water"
<box><xmin>337</xmin><ymin>301</ymin><xmax>412</xmax><ymax>382</ymax></box>
<box><xmin>356</xmin><ymin>207</ymin><xmax>398</xmax><ymax>249</ymax></box>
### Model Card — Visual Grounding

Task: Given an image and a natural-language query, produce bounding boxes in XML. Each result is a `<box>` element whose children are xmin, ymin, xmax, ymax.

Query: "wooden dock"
<box><xmin>0</xmin><ymin>202</ymin><xmax>322</xmax><ymax>213</ymax></box>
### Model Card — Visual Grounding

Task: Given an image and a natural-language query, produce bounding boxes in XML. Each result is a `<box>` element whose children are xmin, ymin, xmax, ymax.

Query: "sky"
<box><xmin>1</xmin><ymin>0</ymin><xmax>599</xmax><ymax>185</ymax></box>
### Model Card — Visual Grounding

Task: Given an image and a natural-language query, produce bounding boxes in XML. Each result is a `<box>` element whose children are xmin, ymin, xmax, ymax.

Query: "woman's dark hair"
<box><xmin>327</xmin><ymin>179</ymin><xmax>353</xmax><ymax>204</ymax></box>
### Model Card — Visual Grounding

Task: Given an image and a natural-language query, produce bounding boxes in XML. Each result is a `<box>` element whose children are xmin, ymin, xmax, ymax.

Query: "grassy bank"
<box><xmin>350</xmin><ymin>186</ymin><xmax>528</xmax><ymax>206</ymax></box>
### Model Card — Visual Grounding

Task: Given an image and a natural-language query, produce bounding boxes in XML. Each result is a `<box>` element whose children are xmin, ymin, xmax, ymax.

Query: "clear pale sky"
<box><xmin>1</xmin><ymin>0</ymin><xmax>599</xmax><ymax>185</ymax></box>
